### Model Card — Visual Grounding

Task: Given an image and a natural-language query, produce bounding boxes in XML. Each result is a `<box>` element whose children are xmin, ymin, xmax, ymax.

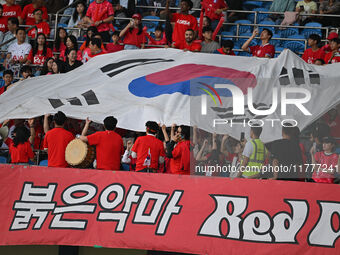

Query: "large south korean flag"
<box><xmin>0</xmin><ymin>49</ymin><xmax>339</xmax><ymax>142</ymax></box>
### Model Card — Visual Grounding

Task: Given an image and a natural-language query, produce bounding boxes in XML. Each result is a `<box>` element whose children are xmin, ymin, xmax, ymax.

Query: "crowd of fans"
<box><xmin>0</xmin><ymin>0</ymin><xmax>339</xmax><ymax>184</ymax></box>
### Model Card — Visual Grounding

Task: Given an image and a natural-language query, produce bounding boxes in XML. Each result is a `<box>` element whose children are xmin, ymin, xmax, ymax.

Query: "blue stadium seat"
<box><xmin>247</xmin><ymin>8</ymin><xmax>269</xmax><ymax>23</ymax></box>
<box><xmin>302</xmin><ymin>22</ymin><xmax>322</xmax><ymax>39</ymax></box>
<box><xmin>39</xmin><ymin>160</ymin><xmax>48</xmax><ymax>166</ymax></box>
<box><xmin>237</xmin><ymin>51</ymin><xmax>252</xmax><ymax>57</ymax></box>
<box><xmin>231</xmin><ymin>20</ymin><xmax>252</xmax><ymax>35</ymax></box>
<box><xmin>284</xmin><ymin>40</ymin><xmax>305</xmax><ymax>53</ymax></box>
<box><xmin>243</xmin><ymin>1</ymin><xmax>263</xmax><ymax>10</ymax></box>
<box><xmin>279</xmin><ymin>26</ymin><xmax>299</xmax><ymax>38</ymax></box>
<box><xmin>221</xmin><ymin>31</ymin><xmax>235</xmax><ymax>41</ymax></box>
<box><xmin>142</xmin><ymin>16</ymin><xmax>160</xmax><ymax>33</ymax></box>
<box><xmin>258</xmin><ymin>20</ymin><xmax>275</xmax><ymax>34</ymax></box>
<box><xmin>0</xmin><ymin>156</ymin><xmax>7</xmax><ymax>164</ymax></box>
<box><xmin>271</xmin><ymin>34</ymin><xmax>282</xmax><ymax>47</ymax></box>
<box><xmin>275</xmin><ymin>47</ymin><xmax>285</xmax><ymax>58</ymax></box>
<box><xmin>235</xmin><ymin>32</ymin><xmax>257</xmax><ymax>48</ymax></box>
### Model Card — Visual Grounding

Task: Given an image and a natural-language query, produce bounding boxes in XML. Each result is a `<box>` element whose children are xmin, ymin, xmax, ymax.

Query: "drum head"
<box><xmin>65</xmin><ymin>139</ymin><xmax>88</xmax><ymax>166</ymax></box>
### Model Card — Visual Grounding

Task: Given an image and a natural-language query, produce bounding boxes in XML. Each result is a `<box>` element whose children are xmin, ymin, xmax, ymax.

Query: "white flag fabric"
<box><xmin>0</xmin><ymin>49</ymin><xmax>339</xmax><ymax>142</ymax></box>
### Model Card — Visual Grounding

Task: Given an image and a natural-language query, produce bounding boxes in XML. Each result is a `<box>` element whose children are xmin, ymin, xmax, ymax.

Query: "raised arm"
<box><xmin>241</xmin><ymin>28</ymin><xmax>258</xmax><ymax>53</ymax></box>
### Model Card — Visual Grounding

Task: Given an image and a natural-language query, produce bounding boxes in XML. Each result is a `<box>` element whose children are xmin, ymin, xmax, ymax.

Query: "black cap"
<box><xmin>323</xmin><ymin>137</ymin><xmax>337</xmax><ymax>145</ymax></box>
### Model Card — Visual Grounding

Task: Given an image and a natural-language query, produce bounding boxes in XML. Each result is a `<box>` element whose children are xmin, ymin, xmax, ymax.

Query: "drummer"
<box><xmin>43</xmin><ymin>111</ymin><xmax>74</xmax><ymax>167</ymax></box>
<box><xmin>79</xmin><ymin>116</ymin><xmax>124</xmax><ymax>170</ymax></box>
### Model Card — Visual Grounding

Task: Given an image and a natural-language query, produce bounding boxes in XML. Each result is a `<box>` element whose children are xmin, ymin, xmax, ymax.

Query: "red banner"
<box><xmin>0</xmin><ymin>165</ymin><xmax>340</xmax><ymax>254</ymax></box>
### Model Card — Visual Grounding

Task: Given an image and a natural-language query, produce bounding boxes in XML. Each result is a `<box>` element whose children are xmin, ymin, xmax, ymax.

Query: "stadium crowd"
<box><xmin>0</xmin><ymin>0</ymin><xmax>339</xmax><ymax>184</ymax></box>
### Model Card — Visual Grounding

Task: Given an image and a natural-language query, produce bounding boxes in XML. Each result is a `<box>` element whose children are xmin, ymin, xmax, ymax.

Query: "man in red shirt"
<box><xmin>89</xmin><ymin>37</ymin><xmax>107</xmax><ymax>58</ymax></box>
<box><xmin>3</xmin><ymin>0</ymin><xmax>21</xmax><ymax>20</ymax></box>
<box><xmin>27</xmin><ymin>8</ymin><xmax>50</xmax><ymax>39</ymax></box>
<box><xmin>84</xmin><ymin>0</ymin><xmax>114</xmax><ymax>42</ymax></box>
<box><xmin>80</xmin><ymin>116</ymin><xmax>124</xmax><ymax>170</ymax></box>
<box><xmin>43</xmin><ymin>111</ymin><xmax>74</xmax><ymax>168</ymax></box>
<box><xmin>0</xmin><ymin>4</ymin><xmax>8</xmax><ymax>33</ymax></box>
<box><xmin>165</xmin><ymin>0</ymin><xmax>198</xmax><ymax>47</ymax></box>
<box><xmin>241</xmin><ymin>28</ymin><xmax>275</xmax><ymax>58</ymax></box>
<box><xmin>214</xmin><ymin>40</ymin><xmax>236</xmax><ymax>55</ymax></box>
<box><xmin>324</xmin><ymin>38</ymin><xmax>340</xmax><ymax>64</ymax></box>
<box><xmin>166</xmin><ymin>125</ymin><xmax>191</xmax><ymax>175</ymax></box>
<box><xmin>302</xmin><ymin>34</ymin><xmax>325</xmax><ymax>64</ymax></box>
<box><xmin>20</xmin><ymin>0</ymin><xmax>48</xmax><ymax>25</ymax></box>
<box><xmin>321</xmin><ymin>32</ymin><xmax>338</xmax><ymax>53</ymax></box>
<box><xmin>201</xmin><ymin>0</ymin><xmax>228</xmax><ymax>28</ymax></box>
<box><xmin>131</xmin><ymin>121</ymin><xmax>166</xmax><ymax>172</ymax></box>
<box><xmin>177</xmin><ymin>29</ymin><xmax>201</xmax><ymax>52</ymax></box>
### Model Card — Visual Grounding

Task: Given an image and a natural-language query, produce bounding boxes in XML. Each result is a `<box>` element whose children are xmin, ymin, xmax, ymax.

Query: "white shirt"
<box><xmin>7</xmin><ymin>42</ymin><xmax>32</xmax><ymax>62</ymax></box>
<box><xmin>242</xmin><ymin>140</ymin><xmax>254</xmax><ymax>158</ymax></box>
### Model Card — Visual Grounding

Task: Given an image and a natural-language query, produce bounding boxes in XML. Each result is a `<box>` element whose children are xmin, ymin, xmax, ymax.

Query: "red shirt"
<box><xmin>313</xmin><ymin>152</ymin><xmax>339</xmax><ymax>183</ymax></box>
<box><xmin>86</xmin><ymin>0</ymin><xmax>114</xmax><ymax>32</ymax></box>
<box><xmin>28</xmin><ymin>21</ymin><xmax>50</xmax><ymax>38</ymax></box>
<box><xmin>146</xmin><ymin>32</ymin><xmax>167</xmax><ymax>47</ymax></box>
<box><xmin>60</xmin><ymin>49</ymin><xmax>82</xmax><ymax>62</ymax></box>
<box><xmin>324</xmin><ymin>51</ymin><xmax>340</xmax><ymax>64</ymax></box>
<box><xmin>3</xmin><ymin>4</ymin><xmax>22</xmax><ymax>19</ymax></box>
<box><xmin>53</xmin><ymin>42</ymin><xmax>66</xmax><ymax>53</ymax></box>
<box><xmin>170</xmin><ymin>140</ymin><xmax>191</xmax><ymax>175</ymax></box>
<box><xmin>123</xmin><ymin>28</ymin><xmax>146</xmax><ymax>48</ymax></box>
<box><xmin>250</xmin><ymin>43</ymin><xmax>275</xmax><ymax>58</ymax></box>
<box><xmin>87</xmin><ymin>130</ymin><xmax>124</xmax><ymax>170</ymax></box>
<box><xmin>202</xmin><ymin>0</ymin><xmax>227</xmax><ymax>21</ymax></box>
<box><xmin>5</xmin><ymin>138</ymin><xmax>34</xmax><ymax>163</ymax></box>
<box><xmin>132</xmin><ymin>134</ymin><xmax>165</xmax><ymax>171</ymax></box>
<box><xmin>216</xmin><ymin>48</ymin><xmax>235</xmax><ymax>55</ymax></box>
<box><xmin>43</xmin><ymin>127</ymin><xmax>74</xmax><ymax>168</ymax></box>
<box><xmin>0</xmin><ymin>16</ymin><xmax>8</xmax><ymax>33</ymax></box>
<box><xmin>28</xmin><ymin>48</ymin><xmax>53</xmax><ymax>65</ymax></box>
<box><xmin>106</xmin><ymin>42</ymin><xmax>124</xmax><ymax>53</ymax></box>
<box><xmin>33</xmin><ymin>124</ymin><xmax>44</xmax><ymax>150</ymax></box>
<box><xmin>0</xmin><ymin>86</ymin><xmax>7</xmax><ymax>95</ymax></box>
<box><xmin>21</xmin><ymin>4</ymin><xmax>48</xmax><ymax>25</ymax></box>
<box><xmin>177</xmin><ymin>40</ymin><xmax>202</xmax><ymax>52</ymax></box>
<box><xmin>171</xmin><ymin>13</ymin><xmax>198</xmax><ymax>45</ymax></box>
<box><xmin>302</xmin><ymin>48</ymin><xmax>325</xmax><ymax>64</ymax></box>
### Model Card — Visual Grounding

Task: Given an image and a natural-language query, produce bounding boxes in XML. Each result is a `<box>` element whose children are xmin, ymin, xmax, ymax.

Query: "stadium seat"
<box><xmin>221</xmin><ymin>31</ymin><xmax>235</xmax><ymax>41</ymax></box>
<box><xmin>275</xmin><ymin>47</ymin><xmax>285</xmax><ymax>58</ymax></box>
<box><xmin>271</xmin><ymin>34</ymin><xmax>282</xmax><ymax>47</ymax></box>
<box><xmin>284</xmin><ymin>40</ymin><xmax>305</xmax><ymax>53</ymax></box>
<box><xmin>302</xmin><ymin>22</ymin><xmax>322</xmax><ymax>39</ymax></box>
<box><xmin>39</xmin><ymin>160</ymin><xmax>48</xmax><ymax>166</ymax></box>
<box><xmin>231</xmin><ymin>20</ymin><xmax>252</xmax><ymax>35</ymax></box>
<box><xmin>247</xmin><ymin>8</ymin><xmax>269</xmax><ymax>23</ymax></box>
<box><xmin>0</xmin><ymin>156</ymin><xmax>7</xmax><ymax>164</ymax></box>
<box><xmin>142</xmin><ymin>16</ymin><xmax>160</xmax><ymax>33</ymax></box>
<box><xmin>237</xmin><ymin>51</ymin><xmax>252</xmax><ymax>57</ymax></box>
<box><xmin>235</xmin><ymin>32</ymin><xmax>257</xmax><ymax>49</ymax></box>
<box><xmin>279</xmin><ymin>26</ymin><xmax>299</xmax><ymax>38</ymax></box>
<box><xmin>243</xmin><ymin>1</ymin><xmax>263</xmax><ymax>10</ymax></box>
<box><xmin>258</xmin><ymin>20</ymin><xmax>275</xmax><ymax>34</ymax></box>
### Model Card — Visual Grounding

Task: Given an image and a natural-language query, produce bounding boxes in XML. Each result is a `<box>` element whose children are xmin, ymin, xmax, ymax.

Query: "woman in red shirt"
<box><xmin>119</xmin><ymin>13</ymin><xmax>146</xmax><ymax>49</ymax></box>
<box><xmin>53</xmin><ymin>27</ymin><xmax>67</xmax><ymax>53</ymax></box>
<box><xmin>26</xmin><ymin>33</ymin><xmax>53</xmax><ymax>66</ymax></box>
<box><xmin>4</xmin><ymin>123</ymin><xmax>35</xmax><ymax>164</ymax></box>
<box><xmin>59</xmin><ymin>35</ymin><xmax>82</xmax><ymax>62</ymax></box>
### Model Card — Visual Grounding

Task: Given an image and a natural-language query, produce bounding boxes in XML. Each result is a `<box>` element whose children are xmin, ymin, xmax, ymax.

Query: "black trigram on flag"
<box><xmin>100</xmin><ymin>58</ymin><xmax>174</xmax><ymax>77</ymax></box>
<box><xmin>48</xmin><ymin>90</ymin><xmax>99</xmax><ymax>109</ymax></box>
<box><xmin>279</xmin><ymin>67</ymin><xmax>320</xmax><ymax>86</ymax></box>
